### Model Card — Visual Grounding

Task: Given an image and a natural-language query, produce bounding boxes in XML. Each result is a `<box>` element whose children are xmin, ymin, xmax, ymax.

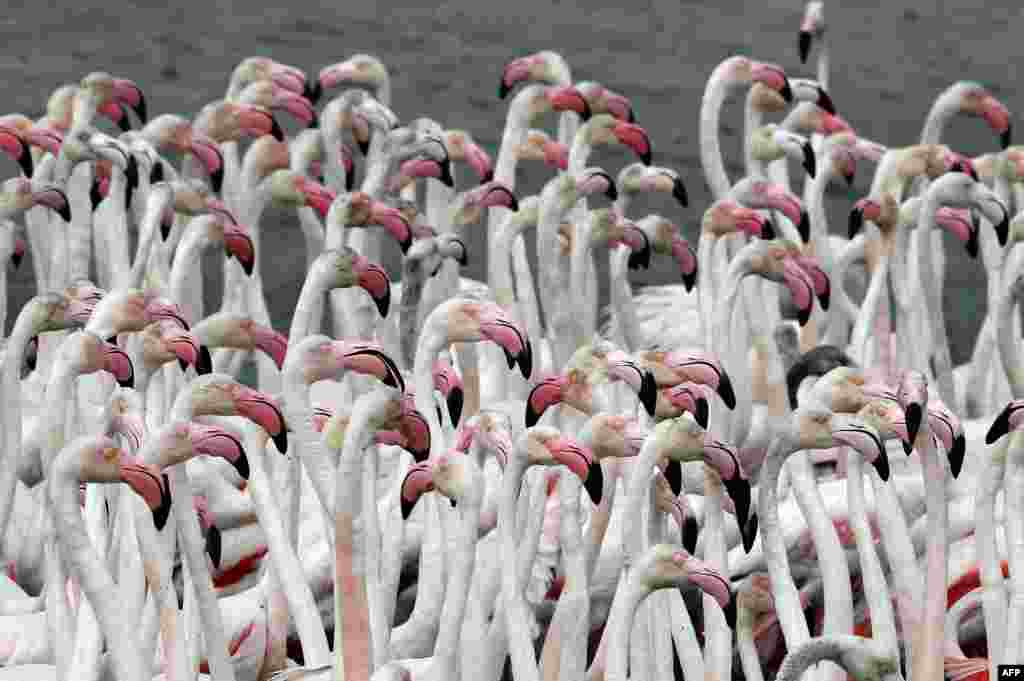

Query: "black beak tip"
<box><xmin>798</xmin><ymin>31</ymin><xmax>812</xmax><ymax>63</ymax></box>
<box><xmin>640</xmin><ymin>370</ymin><xmax>658</xmax><ymax>416</ymax></box>
<box><xmin>1002</xmin><ymin>125</ymin><xmax>1012</xmax><ymax>150</ymax></box>
<box><xmin>724</xmin><ymin>477</ymin><xmax>751</xmax><ymax>531</ymax></box>
<box><xmin>358</xmin><ymin>139</ymin><xmax>371</xmax><ymax>157</ymax></box>
<box><xmin>498</xmin><ymin>80</ymin><xmax>510</xmax><ymax>100</ymax></box>
<box><xmin>742</xmin><ymin>512</ymin><xmax>759</xmax><ymax>553</ymax></box>
<box><xmin>872</xmin><ymin>448</ymin><xmax>891</xmax><ymax>482</ymax></box>
<box><xmin>197</xmin><ymin>345</ymin><xmax>213</xmax><ymax>375</ymax></box>
<box><xmin>604</xmin><ymin>182</ymin><xmax>618</xmax><ymax>202</ymax></box>
<box><xmin>153</xmin><ymin>473</ymin><xmax>172</xmax><ymax>531</ymax></box>
<box><xmin>902</xmin><ymin>439</ymin><xmax>913</xmax><ymax>456</ymax></box>
<box><xmin>966</xmin><ymin>227</ymin><xmax>980</xmax><ymax>259</ymax></box>
<box><xmin>177</xmin><ymin>358</ymin><xmax>188</xmax><ymax>372</ymax></box>
<box><xmin>273</xmin><ymin>430</ymin><xmax>288</xmax><ymax>454</ymax></box>
<box><xmin>682</xmin><ymin>268</ymin><xmax>697</xmax><ymax>292</ymax></box>
<box><xmin>241</xmin><ymin>257</ymin><xmax>255</xmax><ymax>277</ymax></box>
<box><xmin>149</xmin><ymin>162</ymin><xmax>165</xmax><ymax>185</ymax></box>
<box><xmin>90</xmin><ymin>180</ymin><xmax>104</xmax><ymax>211</ymax></box>
<box><xmin>682</xmin><ymin>517</ymin><xmax>699</xmax><ymax>554</ymax></box>
<box><xmin>508</xmin><ymin>194</ymin><xmax>520</xmax><ymax>212</ymax></box>
<box><xmin>17</xmin><ymin>150</ymin><xmax>32</xmax><ymax>178</ymax></box>
<box><xmin>584</xmin><ymin>462</ymin><xmax>604</xmax><ymax>505</ymax></box>
<box><xmin>905</xmin><ymin>403</ymin><xmax>923</xmax><ymax>445</ymax></box>
<box><xmin>816</xmin><ymin>88</ymin><xmax>836</xmax><ymax>116</ymax></box>
<box><xmin>949</xmin><ymin>435</ymin><xmax>966</xmax><ymax>478</ymax></box>
<box><xmin>439</xmin><ymin>161</ymin><xmax>454</xmax><ymax>188</ymax></box>
<box><xmin>375</xmin><ymin>288</ymin><xmax>391</xmax><ymax>318</ymax></box>
<box><xmin>640</xmin><ymin>149</ymin><xmax>652</xmax><ymax>166</ymax></box>
<box><xmin>987</xmin><ymin>406</ymin><xmax>1012</xmax><ymax>444</ymax></box>
<box><xmin>160</xmin><ymin>219</ymin><xmax>172</xmax><ymax>242</ymax></box>
<box><xmin>780</xmin><ymin>79</ymin><xmax>794</xmax><ymax>103</ymax></box>
<box><xmin>233</xmin><ymin>448</ymin><xmax>250</xmax><ymax>480</ymax></box>
<box><xmin>997</xmin><ymin>214</ymin><xmax>1010</xmax><ymax>247</ymax></box>
<box><xmin>448</xmin><ymin>387</ymin><xmax>464</xmax><ymax>427</ymax></box>
<box><xmin>134</xmin><ymin>96</ymin><xmax>148</xmax><ymax>125</ymax></box>
<box><xmin>798</xmin><ymin>211</ymin><xmax>811</xmax><ymax>243</ymax></box>
<box><xmin>270</xmin><ymin>117</ymin><xmax>285</xmax><ymax>142</ymax></box>
<box><xmin>519</xmin><ymin>340</ymin><xmax>533</xmax><ymax>380</ymax></box>
<box><xmin>401</xmin><ymin>496</ymin><xmax>416</xmax><ymax>520</ymax></box>
<box><xmin>820</xmin><ymin>288</ymin><xmax>830</xmax><ymax>311</ymax></box>
<box><xmin>695</xmin><ymin>398</ymin><xmax>709</xmax><ymax>429</ymax></box>
<box><xmin>579</xmin><ymin>100</ymin><xmax>593</xmax><ymax>122</ymax></box>
<box><xmin>797</xmin><ymin>304</ymin><xmax>811</xmax><ymax>327</ymax></box>
<box><xmin>801</xmin><ymin>141</ymin><xmax>816</xmax><ymax>179</ymax></box>
<box><xmin>849</xmin><ymin>209</ymin><xmax>864</xmax><ymax>239</ymax></box>
<box><xmin>844</xmin><ymin>172</ymin><xmax>855</xmax><ymax>187</ymax></box>
<box><xmin>211</xmin><ymin>166</ymin><xmax>225</xmax><ymax>196</ymax></box>
<box><xmin>665</xmin><ymin>460</ymin><xmax>683</xmax><ymax>496</ymax></box>
<box><xmin>723</xmin><ymin>598</ymin><xmax>737</xmax><ymax>630</ymax></box>
<box><xmin>305</xmin><ymin>79</ymin><xmax>322</xmax><ymax>105</ymax></box>
<box><xmin>126</xmin><ymin>155</ymin><xmax>139</xmax><ymax>190</ymax></box>
<box><xmin>117</xmin><ymin>107</ymin><xmax>132</xmax><ymax>132</ymax></box>
<box><xmin>480</xmin><ymin>169</ymin><xmax>495</xmax><ymax>185</ymax></box>
<box><xmin>345</xmin><ymin>169</ymin><xmax>355</xmax><ymax>192</ymax></box>
<box><xmin>718</xmin><ymin>372</ymin><xmax>736</xmax><ymax>410</ymax></box>
<box><xmin>11</xmin><ymin>252</ymin><xmax>22</xmax><ymax>269</ymax></box>
<box><xmin>525</xmin><ymin>403</ymin><xmax>542</xmax><ymax>428</ymax></box>
<box><xmin>627</xmin><ymin>107</ymin><xmax>636</xmax><ymax>124</ymax></box>
<box><xmin>205</xmin><ymin>525</ymin><xmax>222</xmax><ymax>570</ymax></box>
<box><xmin>672</xmin><ymin>177</ymin><xmax>688</xmax><ymax>207</ymax></box>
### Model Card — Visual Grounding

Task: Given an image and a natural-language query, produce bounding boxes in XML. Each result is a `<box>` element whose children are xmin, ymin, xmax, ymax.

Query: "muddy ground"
<box><xmin>4</xmin><ymin>0</ymin><xmax>1021</xmax><ymax>362</ymax></box>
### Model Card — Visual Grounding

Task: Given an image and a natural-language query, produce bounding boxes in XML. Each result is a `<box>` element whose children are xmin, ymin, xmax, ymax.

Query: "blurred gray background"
<box><xmin>4</xmin><ymin>0</ymin><xmax>1021</xmax><ymax>363</ymax></box>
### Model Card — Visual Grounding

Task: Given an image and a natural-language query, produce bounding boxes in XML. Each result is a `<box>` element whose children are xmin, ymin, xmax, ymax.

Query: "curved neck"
<box><xmin>51</xmin><ymin>465</ymin><xmax>145</xmax><ymax>680</ymax></box>
<box><xmin>997</xmin><ymin>282</ymin><xmax>1024</xmax><ymax>398</ymax></box>
<box><xmin>701</xmin><ymin>59</ymin><xmax>744</xmax><ymax>200</ymax></box>
<box><xmin>169</xmin><ymin>229</ymin><xmax>210</xmax><ymax>313</ymax></box>
<box><xmin>917</xmin><ymin>190</ymin><xmax>959</xmax><ymax>409</ymax></box>
<box><xmin>413</xmin><ymin>332</ymin><xmax>446</xmax><ymax>460</ymax></box>
<box><xmin>609</xmin><ymin>246</ymin><xmax>640</xmax><ymax>351</ymax></box>
<box><xmin>606</xmin><ymin>575</ymin><xmax>650</xmax><ymax>681</ymax></box>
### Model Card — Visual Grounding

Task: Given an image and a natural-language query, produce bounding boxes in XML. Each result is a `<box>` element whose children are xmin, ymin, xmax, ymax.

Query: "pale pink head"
<box><xmin>400</xmin><ymin>461</ymin><xmax>435</xmax><ymax>519</ymax></box>
<box><xmin>189</xmin><ymin>422</ymin><xmax>249</xmax><ymax>479</ymax></box>
<box><xmin>433</xmin><ymin>359</ymin><xmax>465</xmax><ymax>426</ymax></box>
<box><xmin>794</xmin><ymin>254</ymin><xmax>831</xmax><ymax>310</ymax></box>
<box><xmin>473</xmin><ymin>302</ymin><xmax>532</xmax><ymax>379</ymax></box>
<box><xmin>398</xmin><ymin>394</ymin><xmax>431</xmax><ymax>462</ymax></box>
<box><xmin>747</xmin><ymin>181</ymin><xmax>809</xmax><ymax>242</ymax></box>
<box><xmin>228</xmin><ymin>383</ymin><xmax>288</xmax><ymax>453</ymax></box>
<box><xmin>782</xmin><ymin>256</ymin><xmax>817</xmax><ymax>325</ymax></box>
<box><xmin>665</xmin><ymin>383</ymin><xmax>711</xmax><ymax>428</ymax></box>
<box><xmin>936</xmin><ymin>206</ymin><xmax>979</xmax><ymax>258</ymax></box>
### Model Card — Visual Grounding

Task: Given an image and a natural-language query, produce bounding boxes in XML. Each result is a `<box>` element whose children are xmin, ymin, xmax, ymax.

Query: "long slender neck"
<box><xmin>758</xmin><ymin>435</ymin><xmax>812</xmax><ymax>648</ymax></box>
<box><xmin>432</xmin><ymin>489</ymin><xmax>481</xmax><ymax>662</ymax></box>
<box><xmin>51</xmin><ymin>465</ymin><xmax>145</xmax><ymax>681</ymax></box>
<box><xmin>997</xmin><ymin>284</ymin><xmax>1024</xmax><ymax>397</ymax></box>
<box><xmin>608</xmin><ymin>246</ymin><xmax>640</xmax><ymax>351</ymax></box>
<box><xmin>920</xmin><ymin>96</ymin><xmax>955</xmax><ymax>146</ymax></box>
<box><xmin>169</xmin><ymin>229</ymin><xmax>210</xmax><ymax>314</ymax></box>
<box><xmin>701</xmin><ymin>59</ymin><xmax>744</xmax><ymax>200</ymax></box>
<box><xmin>500</xmin><ymin>454</ymin><xmax>540</xmax><ymax>681</ymax></box>
<box><xmin>606</xmin><ymin>576</ymin><xmax>650</xmax><ymax>681</ymax></box>
<box><xmin>917</xmin><ymin>191</ymin><xmax>959</xmax><ymax>409</ymax></box>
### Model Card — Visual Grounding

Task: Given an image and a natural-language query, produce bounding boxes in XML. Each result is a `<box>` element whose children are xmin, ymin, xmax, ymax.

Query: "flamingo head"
<box><xmin>641</xmin><ymin>216</ymin><xmax>697</xmax><ymax>290</ymax></box>
<box><xmin>830</xmin><ymin>413</ymin><xmax>890</xmax><ymax>481</ymax></box>
<box><xmin>397</xmin><ymin>394</ymin><xmax>432</xmax><ymax>462</ymax></box>
<box><xmin>589</xmin><ymin>209</ymin><xmax>652</xmax><ymax>270</ymax></box>
<box><xmin>824</xmin><ymin>136</ymin><xmax>857</xmax><ymax>186</ymax></box>
<box><xmin>730</xmin><ymin>58</ymin><xmax>792</xmax><ymax>103</ymax></box>
<box><xmin>642</xmin><ymin>545</ymin><xmax>735</xmax><ymax>627</ymax></box>
<box><xmin>447</xmin><ymin>300</ymin><xmax>532</xmax><ymax>379</ymax></box>
<box><xmin>798</xmin><ymin>1</ymin><xmax>826</xmax><ymax>62</ymax></box>
<box><xmin>987</xmin><ymin>399</ymin><xmax>1024</xmax><ymax>444</ymax></box>
<box><xmin>575</xmin><ymin>167</ymin><xmax>618</xmax><ymax>201</ymax></box>
<box><xmin>215</xmin><ymin>218</ymin><xmax>256</xmax><ymax>276</ymax></box>
<box><xmin>80</xmin><ymin>72</ymin><xmax>147</xmax><ymax>126</ymax></box>
<box><xmin>663</xmin><ymin>383</ymin><xmax>712</xmax><ymax>428</ymax></box>
<box><xmin>187</xmin><ymin>376</ymin><xmax>288</xmax><ymax>453</ymax></box>
<box><xmin>432</xmin><ymin>360</ymin><xmax>465</xmax><ymax>426</ymax></box>
<box><xmin>0</xmin><ymin>178</ymin><xmax>71</xmax><ymax>221</ymax></box>
<box><xmin>935</xmin><ymin>206</ymin><xmax>980</xmax><ymax>258</ymax></box>
<box><xmin>702</xmin><ymin>200</ymin><xmax>775</xmax><ymax>240</ymax></box>
<box><xmin>443</xmin><ymin>129</ymin><xmax>494</xmax><ymax>183</ymax></box>
<box><xmin>317</xmin><ymin>54</ymin><xmax>389</xmax><ymax>95</ymax></box>
<box><xmin>499</xmin><ymin>52</ymin><xmax>566</xmax><ymax>99</ymax></box>
<box><xmin>451</xmin><ymin>181</ymin><xmax>519</xmax><ymax>225</ymax></box>
<box><xmin>576</xmin><ymin>81</ymin><xmax>636</xmax><ymax>122</ymax></box>
<box><xmin>745</xmin><ymin>181</ymin><xmax>809</xmax><ymax>242</ymax></box>
<box><xmin>319</xmin><ymin>248</ymin><xmax>391</xmax><ymax>317</ymax></box>
<box><xmin>271</xmin><ymin>171</ymin><xmax>337</xmax><ymax>218</ymax></box>
<box><xmin>788</xmin><ymin>77</ymin><xmax>835</xmax><ymax>114</ymax></box>
<box><xmin>737</xmin><ymin>239</ymin><xmax>817</xmax><ymax>325</ymax></box>
<box><xmin>196</xmin><ymin>101</ymin><xmax>282</xmax><ymax>144</ymax></box>
<box><xmin>64</xmin><ymin>331</ymin><xmax>133</xmax><ymax>387</ymax></box>
<box><xmin>958</xmin><ymin>83</ymin><xmax>1012</xmax><ymax>149</ymax></box>
<box><xmin>619</xmin><ymin>163</ymin><xmax>688</xmax><ymax>207</ymax></box>
<box><xmin>604</xmin><ymin>350</ymin><xmax>658</xmax><ymax>416</ymax></box>
<box><xmin>643</xmin><ymin>349</ymin><xmax>736</xmax><ymax>409</ymax></box>
<box><xmin>0</xmin><ymin>127</ymin><xmax>33</xmax><ymax>177</ymax></box>
<box><xmin>934</xmin><ymin>171</ymin><xmax>1010</xmax><ymax>246</ymax></box>
<box><xmin>790</xmin><ymin>252</ymin><xmax>831</xmax><ymax>310</ymax></box>
<box><xmin>399</xmin><ymin>461</ymin><xmax>435</xmax><ymax>519</ymax></box>
<box><xmin>231</xmin><ymin>57</ymin><xmax>308</xmax><ymax>97</ymax></box>
<box><xmin>11</xmin><ymin>237</ymin><xmax>25</xmax><ymax>270</ymax></box>
<box><xmin>526</xmin><ymin>427</ymin><xmax>603</xmax><ymax>504</ymax></box>
<box><xmin>848</xmin><ymin>193</ymin><xmax>899</xmax><ymax>239</ymax></box>
<box><xmin>749</xmin><ymin>125</ymin><xmax>816</xmax><ymax>178</ymax></box>
<box><xmin>702</xmin><ymin>436</ymin><xmax>752</xmax><ymax>530</ymax></box>
<box><xmin>581</xmin><ymin>114</ymin><xmax>651</xmax><ymax>165</ymax></box>
<box><xmin>328</xmin><ymin>191</ymin><xmax>412</xmax><ymax>253</ymax></box>
<box><xmin>140</xmin><ymin>320</ymin><xmax>209</xmax><ymax>374</ymax></box>
<box><xmin>525</xmin><ymin>372</ymin><xmax>576</xmax><ymax>427</ymax></box>
<box><xmin>474</xmin><ymin>410</ymin><xmax>514</xmax><ymax>470</ymax></box>
<box><xmin>517</xmin><ymin>129</ymin><xmax>569</xmax><ymax>171</ymax></box>
<box><xmin>927</xmin><ymin>400</ymin><xmax>966</xmax><ymax>478</ymax></box>
<box><xmin>80</xmin><ymin>436</ymin><xmax>171</xmax><ymax>530</ymax></box>
<box><xmin>431</xmin><ymin>450</ymin><xmax>482</xmax><ymax>507</ymax></box>
<box><xmin>297</xmin><ymin>336</ymin><xmax>404</xmax><ymax>391</ymax></box>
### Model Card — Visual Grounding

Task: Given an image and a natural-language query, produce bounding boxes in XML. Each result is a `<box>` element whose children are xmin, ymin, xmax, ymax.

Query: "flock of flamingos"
<box><xmin>3</xmin><ymin>2</ymin><xmax>1024</xmax><ymax>680</ymax></box>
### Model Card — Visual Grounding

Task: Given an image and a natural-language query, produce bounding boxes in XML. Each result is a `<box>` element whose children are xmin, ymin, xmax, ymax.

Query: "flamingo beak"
<box><xmin>613</xmin><ymin>121</ymin><xmax>652</xmax><ymax>165</ymax></box>
<box><xmin>189</xmin><ymin>138</ymin><xmax>224</xmax><ymax>195</ymax></box>
<box><xmin>223</xmin><ymin>225</ymin><xmax>256</xmax><ymax>276</ymax></box>
<box><xmin>480</xmin><ymin>308</ymin><xmax>532</xmax><ymax>379</ymax></box>
<box><xmin>800</xmin><ymin>139</ymin><xmax>816</xmax><ymax>179</ymax></box>
<box><xmin>193</xmin><ymin>425</ymin><xmax>250</xmax><ymax>480</ymax></box>
<box><xmin>121</xmin><ymin>461</ymin><xmax>172</xmax><ymax>531</ymax></box>
<box><xmin>622</xmin><ymin>223</ymin><xmax>652</xmax><ymax>271</ymax></box>
<box><xmin>235</xmin><ymin>386</ymin><xmax>288</xmax><ymax>453</ymax></box>
<box><xmin>168</xmin><ymin>331</ymin><xmax>201</xmax><ymax>372</ymax></box>
<box><xmin>301</xmin><ymin>179</ymin><xmax>336</xmax><ymax>219</ymax></box>
<box><xmin>273</xmin><ymin>91</ymin><xmax>317</xmax><ymax>128</ymax></box>
<box><xmin>672</xmin><ymin>237</ymin><xmax>698</xmax><ymax>292</ymax></box>
<box><xmin>339</xmin><ymin>345</ymin><xmax>405</xmax><ymax>392</ymax></box>
<box><xmin>103</xmin><ymin>343</ymin><xmax>135</xmax><ymax>388</ymax></box>
<box><xmin>498</xmin><ymin>58</ymin><xmax>532</xmax><ymax>99</ymax></box>
<box><xmin>986</xmin><ymin>402</ymin><xmax>1019</xmax><ymax>443</ymax></box>
<box><xmin>782</xmin><ymin>259</ymin><xmax>816</xmax><ymax>326</ymax></box>
<box><xmin>798</xmin><ymin>31</ymin><xmax>812</xmax><ymax>63</ymax></box>
<box><xmin>369</xmin><ymin>203</ymin><xmax>413</xmax><ymax>254</ymax></box>
<box><xmin>480</xmin><ymin>184</ymin><xmax>519</xmax><ymax>212</ymax></box>
<box><xmin>671</xmin><ymin>176</ymin><xmax>689</xmax><ymax>207</ymax></box>
<box><xmin>112</xmin><ymin>78</ymin><xmax>147</xmax><ymax>124</ymax></box>
<box><xmin>833</xmin><ymin>422</ymin><xmax>890</xmax><ymax>481</ymax></box>
<box><xmin>399</xmin><ymin>400</ymin><xmax>432</xmax><ymax>462</ymax></box>
<box><xmin>815</xmin><ymin>87</ymin><xmax>836</xmax><ymax>115</ymax></box>
<box><xmin>32</xmin><ymin>186</ymin><xmax>72</xmax><ymax>222</ymax></box>
<box><xmin>304</xmin><ymin>73</ymin><xmax>322</xmax><ymax>104</ymax></box>
<box><xmin>353</xmin><ymin>255</ymin><xmax>391</xmax><ymax>317</ymax></box>
<box><xmin>11</xmin><ymin>239</ymin><xmax>24</xmax><ymax>269</ymax></box>
<box><xmin>236</xmin><ymin>106</ymin><xmax>284</xmax><ymax>142</ymax></box>
<box><xmin>400</xmin><ymin>462</ymin><xmax>435</xmax><ymax>519</ymax></box>
<box><xmin>464</xmin><ymin>141</ymin><xmax>494</xmax><ymax>184</ymax></box>
<box><xmin>150</xmin><ymin>161</ymin><xmax>165</xmax><ymax>184</ymax></box>
<box><xmin>251</xmin><ymin>324</ymin><xmax>288</xmax><ymax>371</ymax></box>
<box><xmin>525</xmin><ymin>376</ymin><xmax>565</xmax><ymax>427</ymax></box>
<box><xmin>205</xmin><ymin>525</ymin><xmax>223</xmax><ymax>569</ymax></box>
<box><xmin>686</xmin><ymin>560</ymin><xmax>734</xmax><ymax>626</ymax></box>
<box><xmin>546</xmin><ymin>85</ymin><xmax>592</xmax><ymax>121</ymax></box>
<box><xmin>0</xmin><ymin>130</ymin><xmax>32</xmax><ymax>177</ymax></box>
